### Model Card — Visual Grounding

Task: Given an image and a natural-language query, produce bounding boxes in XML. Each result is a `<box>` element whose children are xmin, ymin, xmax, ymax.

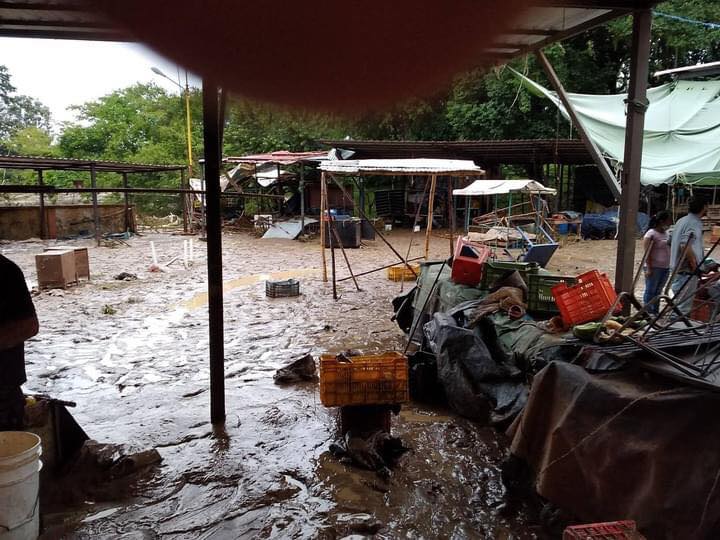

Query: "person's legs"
<box><xmin>671</xmin><ymin>274</ymin><xmax>698</xmax><ymax>316</ymax></box>
<box><xmin>0</xmin><ymin>385</ymin><xmax>24</xmax><ymax>431</ymax></box>
<box><xmin>644</xmin><ymin>268</ymin><xmax>669</xmax><ymax>314</ymax></box>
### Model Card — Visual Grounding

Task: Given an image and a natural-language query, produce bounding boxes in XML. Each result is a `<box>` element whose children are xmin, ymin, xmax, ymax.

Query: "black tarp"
<box><xmin>508</xmin><ymin>361</ymin><xmax>720</xmax><ymax>540</ymax></box>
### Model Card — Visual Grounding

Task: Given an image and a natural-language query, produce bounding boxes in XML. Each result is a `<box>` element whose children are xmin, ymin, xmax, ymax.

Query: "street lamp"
<box><xmin>151</xmin><ymin>66</ymin><xmax>194</xmax><ymax>176</ymax></box>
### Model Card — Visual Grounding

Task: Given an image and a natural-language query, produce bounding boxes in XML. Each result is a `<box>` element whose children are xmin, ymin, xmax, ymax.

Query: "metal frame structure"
<box><xmin>0</xmin><ymin>156</ymin><xmax>188</xmax><ymax>242</ymax></box>
<box><xmin>0</xmin><ymin>1</ymin><xmax>658</xmax><ymax>424</ymax></box>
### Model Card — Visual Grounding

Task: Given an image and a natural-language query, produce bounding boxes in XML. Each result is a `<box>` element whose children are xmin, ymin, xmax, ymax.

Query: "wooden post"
<box><xmin>320</xmin><ymin>172</ymin><xmax>328</xmax><ymax>282</ymax></box>
<box><xmin>122</xmin><ymin>172</ymin><xmax>130</xmax><ymax>232</ymax></box>
<box><xmin>300</xmin><ymin>162</ymin><xmax>305</xmax><ymax>231</ymax></box>
<box><xmin>203</xmin><ymin>79</ymin><xmax>225</xmax><ymax>425</ymax></box>
<box><xmin>615</xmin><ymin>8</ymin><xmax>652</xmax><ymax>295</ymax></box>
<box><xmin>329</xmin><ymin>216</ymin><xmax>337</xmax><ymax>300</ymax></box>
<box><xmin>424</xmin><ymin>174</ymin><xmax>437</xmax><ymax>259</ymax></box>
<box><xmin>37</xmin><ymin>170</ymin><xmax>45</xmax><ymax>239</ymax></box>
<box><xmin>91</xmin><ymin>164</ymin><xmax>100</xmax><ymax>246</ymax></box>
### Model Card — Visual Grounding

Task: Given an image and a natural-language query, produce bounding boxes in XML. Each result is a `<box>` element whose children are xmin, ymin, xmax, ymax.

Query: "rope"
<box><xmin>654</xmin><ymin>11</ymin><xmax>720</xmax><ymax>30</ymax></box>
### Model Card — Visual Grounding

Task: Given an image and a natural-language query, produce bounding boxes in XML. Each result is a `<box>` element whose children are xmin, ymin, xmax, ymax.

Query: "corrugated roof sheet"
<box><xmin>320</xmin><ymin>158</ymin><xmax>485</xmax><ymax>176</ymax></box>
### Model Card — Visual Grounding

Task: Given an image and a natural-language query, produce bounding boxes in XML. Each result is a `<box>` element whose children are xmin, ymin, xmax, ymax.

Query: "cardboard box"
<box><xmin>36</xmin><ymin>250</ymin><xmax>77</xmax><ymax>289</ymax></box>
<box><xmin>45</xmin><ymin>246</ymin><xmax>89</xmax><ymax>280</ymax></box>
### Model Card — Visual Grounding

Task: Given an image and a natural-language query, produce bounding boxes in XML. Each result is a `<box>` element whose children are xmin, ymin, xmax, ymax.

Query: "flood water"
<box><xmin>5</xmin><ymin>230</ymin><xmax>545</xmax><ymax>539</ymax></box>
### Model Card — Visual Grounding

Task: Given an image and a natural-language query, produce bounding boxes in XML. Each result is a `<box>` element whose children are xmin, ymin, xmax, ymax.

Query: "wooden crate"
<box><xmin>36</xmin><ymin>250</ymin><xmax>77</xmax><ymax>289</ymax></box>
<box><xmin>45</xmin><ymin>246</ymin><xmax>89</xmax><ymax>280</ymax></box>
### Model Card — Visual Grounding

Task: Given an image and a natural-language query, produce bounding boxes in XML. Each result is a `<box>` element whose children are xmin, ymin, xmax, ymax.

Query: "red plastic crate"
<box><xmin>563</xmin><ymin>520</ymin><xmax>643</xmax><ymax>539</ymax></box>
<box><xmin>551</xmin><ymin>270</ymin><xmax>618</xmax><ymax>326</ymax></box>
<box><xmin>451</xmin><ymin>236</ymin><xmax>491</xmax><ymax>286</ymax></box>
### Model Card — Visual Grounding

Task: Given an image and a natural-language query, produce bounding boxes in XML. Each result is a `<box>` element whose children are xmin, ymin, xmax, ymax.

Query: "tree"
<box><xmin>0</xmin><ymin>65</ymin><xmax>52</xmax><ymax>149</ymax></box>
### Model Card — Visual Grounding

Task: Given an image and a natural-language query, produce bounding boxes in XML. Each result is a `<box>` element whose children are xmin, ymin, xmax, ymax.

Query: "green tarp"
<box><xmin>515</xmin><ymin>69</ymin><xmax>720</xmax><ymax>187</ymax></box>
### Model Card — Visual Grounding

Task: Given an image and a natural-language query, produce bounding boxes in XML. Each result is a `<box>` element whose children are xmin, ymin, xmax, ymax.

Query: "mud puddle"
<box><xmin>5</xmin><ymin>231</ymin><xmax>545</xmax><ymax>538</ymax></box>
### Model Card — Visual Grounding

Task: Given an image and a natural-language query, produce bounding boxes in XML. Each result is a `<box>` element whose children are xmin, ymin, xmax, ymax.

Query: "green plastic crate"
<box><xmin>480</xmin><ymin>260</ymin><xmax>541</xmax><ymax>290</ymax></box>
<box><xmin>527</xmin><ymin>273</ymin><xmax>577</xmax><ymax>315</ymax></box>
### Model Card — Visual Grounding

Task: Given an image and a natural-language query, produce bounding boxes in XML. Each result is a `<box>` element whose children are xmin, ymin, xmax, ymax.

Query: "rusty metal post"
<box><xmin>91</xmin><ymin>163</ymin><xmax>100</xmax><ymax>246</ymax></box>
<box><xmin>536</xmin><ymin>50</ymin><xmax>620</xmax><ymax>199</ymax></box>
<box><xmin>615</xmin><ymin>8</ymin><xmax>652</xmax><ymax>295</ymax></box>
<box><xmin>203</xmin><ymin>79</ymin><xmax>225</xmax><ymax>424</ymax></box>
<box><xmin>122</xmin><ymin>172</ymin><xmax>130</xmax><ymax>232</ymax></box>
<box><xmin>37</xmin><ymin>169</ymin><xmax>45</xmax><ymax>239</ymax></box>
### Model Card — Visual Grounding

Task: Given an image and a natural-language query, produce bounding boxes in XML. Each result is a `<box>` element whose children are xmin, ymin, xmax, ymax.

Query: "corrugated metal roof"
<box><xmin>320</xmin><ymin>158</ymin><xmax>485</xmax><ymax>176</ymax></box>
<box><xmin>225</xmin><ymin>151</ymin><xmax>328</xmax><ymax>165</ymax></box>
<box><xmin>0</xmin><ymin>155</ymin><xmax>186</xmax><ymax>173</ymax></box>
<box><xmin>320</xmin><ymin>139</ymin><xmax>593</xmax><ymax>165</ymax></box>
<box><xmin>0</xmin><ymin>2</ymin><xmax>656</xmax><ymax>66</ymax></box>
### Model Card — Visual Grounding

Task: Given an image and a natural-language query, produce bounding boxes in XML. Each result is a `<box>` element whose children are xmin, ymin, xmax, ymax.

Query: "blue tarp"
<box><xmin>581</xmin><ymin>210</ymin><xmax>649</xmax><ymax>240</ymax></box>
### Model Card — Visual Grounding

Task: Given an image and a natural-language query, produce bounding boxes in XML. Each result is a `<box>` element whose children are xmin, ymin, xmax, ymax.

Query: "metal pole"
<box><xmin>37</xmin><ymin>170</ymin><xmax>45</xmax><ymax>239</ymax></box>
<box><xmin>424</xmin><ymin>175</ymin><xmax>437</xmax><ymax>259</ymax></box>
<box><xmin>203</xmin><ymin>79</ymin><xmax>225</xmax><ymax>425</ymax></box>
<box><xmin>300</xmin><ymin>162</ymin><xmax>305</xmax><ymax>231</ymax></box>
<box><xmin>329</xmin><ymin>217</ymin><xmax>338</xmax><ymax>300</ymax></box>
<box><xmin>91</xmin><ymin>164</ymin><xmax>100</xmax><ymax>246</ymax></box>
<box><xmin>465</xmin><ymin>196</ymin><xmax>471</xmax><ymax>233</ymax></box>
<box><xmin>122</xmin><ymin>172</ymin><xmax>130</xmax><ymax>232</ymax></box>
<box><xmin>184</xmin><ymin>72</ymin><xmax>194</xmax><ymax>177</ymax></box>
<box><xmin>614</xmin><ymin>8</ymin><xmax>652</xmax><ymax>295</ymax></box>
<box><xmin>320</xmin><ymin>172</ymin><xmax>328</xmax><ymax>282</ymax></box>
<box><xmin>536</xmin><ymin>50</ymin><xmax>621</xmax><ymax>199</ymax></box>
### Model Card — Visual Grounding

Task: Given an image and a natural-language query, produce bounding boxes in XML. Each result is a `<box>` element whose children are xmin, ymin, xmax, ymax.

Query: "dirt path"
<box><xmin>3</xmin><ymin>230</ymin><xmax>632</xmax><ymax>539</ymax></box>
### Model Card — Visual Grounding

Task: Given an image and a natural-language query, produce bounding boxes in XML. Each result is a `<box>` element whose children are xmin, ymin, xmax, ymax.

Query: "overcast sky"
<box><xmin>1</xmin><ymin>37</ymin><xmax>201</xmax><ymax>127</ymax></box>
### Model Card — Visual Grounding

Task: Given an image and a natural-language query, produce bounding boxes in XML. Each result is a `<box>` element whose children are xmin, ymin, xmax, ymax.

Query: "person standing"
<box><xmin>0</xmin><ymin>254</ymin><xmax>39</xmax><ymax>430</ymax></box>
<box><xmin>642</xmin><ymin>210</ymin><xmax>672</xmax><ymax>313</ymax></box>
<box><xmin>669</xmin><ymin>196</ymin><xmax>707</xmax><ymax>315</ymax></box>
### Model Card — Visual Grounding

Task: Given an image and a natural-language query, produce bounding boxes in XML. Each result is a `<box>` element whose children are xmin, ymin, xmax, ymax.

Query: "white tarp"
<box><xmin>320</xmin><ymin>158</ymin><xmax>485</xmax><ymax>176</ymax></box>
<box><xmin>453</xmin><ymin>179</ymin><xmax>556</xmax><ymax>196</ymax></box>
<box><xmin>514</xmin><ymin>68</ymin><xmax>720</xmax><ymax>186</ymax></box>
<box><xmin>189</xmin><ymin>176</ymin><xmax>230</xmax><ymax>202</ymax></box>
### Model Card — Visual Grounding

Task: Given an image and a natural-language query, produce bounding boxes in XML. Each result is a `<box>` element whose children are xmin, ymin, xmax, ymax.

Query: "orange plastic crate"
<box><xmin>551</xmin><ymin>270</ymin><xmax>618</xmax><ymax>326</ymax></box>
<box><xmin>319</xmin><ymin>352</ymin><xmax>409</xmax><ymax>407</ymax></box>
<box><xmin>563</xmin><ymin>520</ymin><xmax>643</xmax><ymax>539</ymax></box>
<box><xmin>387</xmin><ymin>263</ymin><xmax>420</xmax><ymax>282</ymax></box>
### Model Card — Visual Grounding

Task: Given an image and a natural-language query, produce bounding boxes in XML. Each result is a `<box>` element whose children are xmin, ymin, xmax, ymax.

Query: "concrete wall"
<box><xmin>0</xmin><ymin>205</ymin><xmax>132</xmax><ymax>240</ymax></box>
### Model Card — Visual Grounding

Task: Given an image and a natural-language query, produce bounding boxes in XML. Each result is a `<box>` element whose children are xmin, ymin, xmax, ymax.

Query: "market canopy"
<box><xmin>516</xmin><ymin>70</ymin><xmax>720</xmax><ymax>186</ymax></box>
<box><xmin>453</xmin><ymin>179</ymin><xmax>556</xmax><ymax>196</ymax></box>
<box><xmin>320</xmin><ymin>158</ymin><xmax>485</xmax><ymax>176</ymax></box>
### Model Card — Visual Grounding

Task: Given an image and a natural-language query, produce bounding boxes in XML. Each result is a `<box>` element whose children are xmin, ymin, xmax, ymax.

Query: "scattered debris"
<box><xmin>114</xmin><ymin>272</ymin><xmax>138</xmax><ymax>281</ymax></box>
<box><xmin>101</xmin><ymin>304</ymin><xmax>117</xmax><ymax>315</ymax></box>
<box><xmin>273</xmin><ymin>353</ymin><xmax>318</xmax><ymax>384</ymax></box>
<box><xmin>148</xmin><ymin>264</ymin><xmax>164</xmax><ymax>273</ymax></box>
<box><xmin>332</xmin><ymin>430</ymin><xmax>408</xmax><ymax>478</ymax></box>
<box><xmin>47</xmin><ymin>289</ymin><xmax>65</xmax><ymax>297</ymax></box>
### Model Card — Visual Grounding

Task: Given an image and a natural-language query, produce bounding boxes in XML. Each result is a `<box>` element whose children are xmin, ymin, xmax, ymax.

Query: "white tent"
<box><xmin>453</xmin><ymin>179</ymin><xmax>556</xmax><ymax>196</ymax></box>
<box><xmin>320</xmin><ymin>158</ymin><xmax>485</xmax><ymax>176</ymax></box>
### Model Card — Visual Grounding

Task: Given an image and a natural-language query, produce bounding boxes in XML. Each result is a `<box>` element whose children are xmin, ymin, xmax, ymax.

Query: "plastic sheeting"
<box><xmin>423</xmin><ymin>312</ymin><xmax>527</xmax><ymax>425</ymax></box>
<box><xmin>516</xmin><ymin>69</ymin><xmax>720</xmax><ymax>186</ymax></box>
<box><xmin>509</xmin><ymin>361</ymin><xmax>720</xmax><ymax>539</ymax></box>
<box><xmin>453</xmin><ymin>179</ymin><xmax>556</xmax><ymax>196</ymax></box>
<box><xmin>320</xmin><ymin>158</ymin><xmax>485</xmax><ymax>176</ymax></box>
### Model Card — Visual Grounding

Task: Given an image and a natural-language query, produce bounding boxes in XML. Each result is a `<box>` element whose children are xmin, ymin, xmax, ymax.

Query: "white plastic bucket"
<box><xmin>0</xmin><ymin>432</ymin><xmax>42</xmax><ymax>540</ymax></box>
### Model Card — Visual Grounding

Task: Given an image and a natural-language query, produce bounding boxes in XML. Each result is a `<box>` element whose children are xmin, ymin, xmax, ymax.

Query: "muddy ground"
<box><xmin>4</xmin><ymin>230</ymin><xmax>641</xmax><ymax>539</ymax></box>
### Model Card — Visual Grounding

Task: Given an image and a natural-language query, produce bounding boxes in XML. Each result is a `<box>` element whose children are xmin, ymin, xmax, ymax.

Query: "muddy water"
<box><xmin>5</xmin><ymin>231</ymin><xmax>543</xmax><ymax>539</ymax></box>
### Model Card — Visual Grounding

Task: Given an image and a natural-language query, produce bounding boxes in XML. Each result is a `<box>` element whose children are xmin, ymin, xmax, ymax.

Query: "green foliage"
<box><xmin>0</xmin><ymin>65</ymin><xmax>52</xmax><ymax>150</ymax></box>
